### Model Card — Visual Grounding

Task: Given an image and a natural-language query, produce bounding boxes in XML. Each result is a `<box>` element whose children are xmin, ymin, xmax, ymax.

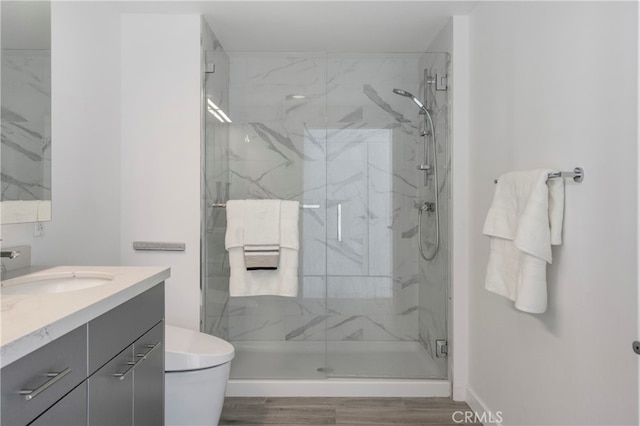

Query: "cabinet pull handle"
<box><xmin>20</xmin><ymin>368</ymin><xmax>71</xmax><ymax>401</ymax></box>
<box><xmin>136</xmin><ymin>341</ymin><xmax>162</xmax><ymax>360</ymax></box>
<box><xmin>113</xmin><ymin>360</ymin><xmax>138</xmax><ymax>381</ymax></box>
<box><xmin>113</xmin><ymin>341</ymin><xmax>161</xmax><ymax>381</ymax></box>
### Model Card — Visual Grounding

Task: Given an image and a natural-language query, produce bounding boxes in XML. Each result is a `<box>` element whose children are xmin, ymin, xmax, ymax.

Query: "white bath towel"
<box><xmin>225</xmin><ymin>200</ymin><xmax>300</xmax><ymax>297</ymax></box>
<box><xmin>483</xmin><ymin>169</ymin><xmax>565</xmax><ymax>313</ymax></box>
<box><xmin>244</xmin><ymin>199</ymin><xmax>281</xmax><ymax>270</ymax></box>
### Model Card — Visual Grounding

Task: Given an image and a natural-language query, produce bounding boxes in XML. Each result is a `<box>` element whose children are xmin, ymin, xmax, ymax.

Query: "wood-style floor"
<box><xmin>220</xmin><ymin>397</ymin><xmax>481</xmax><ymax>425</ymax></box>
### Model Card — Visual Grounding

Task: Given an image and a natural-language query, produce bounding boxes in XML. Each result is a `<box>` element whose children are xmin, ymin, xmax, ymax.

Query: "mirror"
<box><xmin>1</xmin><ymin>1</ymin><xmax>51</xmax><ymax>224</ymax></box>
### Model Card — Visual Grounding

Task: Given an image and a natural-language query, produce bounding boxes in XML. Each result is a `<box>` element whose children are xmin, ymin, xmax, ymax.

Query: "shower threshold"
<box><xmin>226</xmin><ymin>378</ymin><xmax>450</xmax><ymax>398</ymax></box>
<box><xmin>226</xmin><ymin>340</ymin><xmax>448</xmax><ymax>397</ymax></box>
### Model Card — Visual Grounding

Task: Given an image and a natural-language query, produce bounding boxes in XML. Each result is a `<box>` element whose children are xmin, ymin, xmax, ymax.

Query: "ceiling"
<box><xmin>2</xmin><ymin>1</ymin><xmax>478</xmax><ymax>52</ymax></box>
<box><xmin>201</xmin><ymin>1</ymin><xmax>478</xmax><ymax>52</ymax></box>
<box><xmin>114</xmin><ymin>1</ymin><xmax>478</xmax><ymax>52</ymax></box>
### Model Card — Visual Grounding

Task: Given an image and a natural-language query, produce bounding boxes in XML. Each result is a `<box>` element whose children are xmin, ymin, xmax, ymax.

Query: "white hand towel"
<box><xmin>280</xmin><ymin>201</ymin><xmax>300</xmax><ymax>251</ymax></box>
<box><xmin>244</xmin><ymin>199</ymin><xmax>281</xmax><ymax>245</ymax></box>
<box><xmin>224</xmin><ymin>200</ymin><xmax>245</xmax><ymax>249</ymax></box>
<box><xmin>243</xmin><ymin>199</ymin><xmax>281</xmax><ymax>270</ymax></box>
<box><xmin>483</xmin><ymin>169</ymin><xmax>565</xmax><ymax>313</ymax></box>
<box><xmin>225</xmin><ymin>200</ymin><xmax>300</xmax><ymax>297</ymax></box>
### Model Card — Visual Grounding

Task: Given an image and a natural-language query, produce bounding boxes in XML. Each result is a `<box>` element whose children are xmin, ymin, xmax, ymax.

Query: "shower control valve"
<box><xmin>419</xmin><ymin>202</ymin><xmax>435</xmax><ymax>213</ymax></box>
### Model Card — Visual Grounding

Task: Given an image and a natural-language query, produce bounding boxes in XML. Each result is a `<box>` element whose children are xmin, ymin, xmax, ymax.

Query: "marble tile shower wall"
<box><xmin>202</xmin><ymin>20</ymin><xmax>231</xmax><ymax>340</ymax></box>
<box><xmin>417</xmin><ymin>52</ymin><xmax>450</xmax><ymax>374</ymax></box>
<box><xmin>1</xmin><ymin>52</ymin><xmax>51</xmax><ymax>201</ymax></box>
<box><xmin>224</xmin><ymin>53</ymin><xmax>432</xmax><ymax>344</ymax></box>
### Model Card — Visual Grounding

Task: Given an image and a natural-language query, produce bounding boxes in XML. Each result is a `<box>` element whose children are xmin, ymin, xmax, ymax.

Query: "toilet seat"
<box><xmin>165</xmin><ymin>325</ymin><xmax>235</xmax><ymax>372</ymax></box>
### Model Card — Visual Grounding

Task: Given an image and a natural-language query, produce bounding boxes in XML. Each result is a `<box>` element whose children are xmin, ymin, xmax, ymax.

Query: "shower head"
<box><xmin>392</xmin><ymin>88</ymin><xmax>411</xmax><ymax>97</ymax></box>
<box><xmin>392</xmin><ymin>88</ymin><xmax>428</xmax><ymax>113</ymax></box>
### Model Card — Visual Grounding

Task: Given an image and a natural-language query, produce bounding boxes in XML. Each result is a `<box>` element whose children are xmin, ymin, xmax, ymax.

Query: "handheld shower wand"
<box><xmin>392</xmin><ymin>88</ymin><xmax>440</xmax><ymax>261</ymax></box>
<box><xmin>392</xmin><ymin>89</ymin><xmax>428</xmax><ymax>114</ymax></box>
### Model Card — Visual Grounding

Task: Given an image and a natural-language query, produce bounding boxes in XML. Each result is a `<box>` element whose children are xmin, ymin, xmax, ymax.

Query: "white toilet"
<box><xmin>164</xmin><ymin>325</ymin><xmax>235</xmax><ymax>426</ymax></box>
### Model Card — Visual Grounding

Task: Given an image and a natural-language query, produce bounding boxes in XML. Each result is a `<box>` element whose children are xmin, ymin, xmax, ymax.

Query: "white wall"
<box><xmin>467</xmin><ymin>2</ymin><xmax>638</xmax><ymax>425</ymax></box>
<box><xmin>2</xmin><ymin>8</ymin><xmax>206</xmax><ymax>331</ymax></box>
<box><xmin>120</xmin><ymin>14</ymin><xmax>202</xmax><ymax>330</ymax></box>
<box><xmin>1</xmin><ymin>2</ymin><xmax>122</xmax><ymax>266</ymax></box>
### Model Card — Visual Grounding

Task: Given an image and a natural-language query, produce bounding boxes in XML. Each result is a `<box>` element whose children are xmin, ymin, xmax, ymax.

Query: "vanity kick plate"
<box><xmin>132</xmin><ymin>242</ymin><xmax>185</xmax><ymax>252</ymax></box>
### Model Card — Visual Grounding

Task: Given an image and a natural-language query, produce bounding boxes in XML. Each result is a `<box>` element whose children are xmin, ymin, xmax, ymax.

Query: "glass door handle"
<box><xmin>337</xmin><ymin>203</ymin><xmax>342</xmax><ymax>242</ymax></box>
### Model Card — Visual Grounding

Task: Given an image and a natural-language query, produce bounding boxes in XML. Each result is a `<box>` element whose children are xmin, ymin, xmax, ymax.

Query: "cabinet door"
<box><xmin>133</xmin><ymin>322</ymin><xmax>164</xmax><ymax>426</ymax></box>
<box><xmin>88</xmin><ymin>346</ymin><xmax>134</xmax><ymax>426</ymax></box>
<box><xmin>1</xmin><ymin>325</ymin><xmax>87</xmax><ymax>426</ymax></box>
<box><xmin>30</xmin><ymin>382</ymin><xmax>87</xmax><ymax>426</ymax></box>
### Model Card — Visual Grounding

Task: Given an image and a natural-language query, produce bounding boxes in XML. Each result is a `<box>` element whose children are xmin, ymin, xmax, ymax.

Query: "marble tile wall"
<box><xmin>223</xmin><ymin>53</ymin><xmax>428</xmax><ymax>349</ymax></box>
<box><xmin>1</xmin><ymin>51</ymin><xmax>51</xmax><ymax>201</ymax></box>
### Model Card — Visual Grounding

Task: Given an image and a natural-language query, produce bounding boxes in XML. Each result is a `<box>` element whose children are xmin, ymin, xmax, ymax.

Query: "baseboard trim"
<box><xmin>465</xmin><ymin>387</ymin><xmax>504</xmax><ymax>426</ymax></box>
<box><xmin>453</xmin><ymin>385</ymin><xmax>467</xmax><ymax>401</ymax></box>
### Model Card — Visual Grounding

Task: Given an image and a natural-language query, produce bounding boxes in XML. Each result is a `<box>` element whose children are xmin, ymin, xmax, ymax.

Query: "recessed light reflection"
<box><xmin>206</xmin><ymin>98</ymin><xmax>232</xmax><ymax>123</ymax></box>
<box><xmin>217</xmin><ymin>109</ymin><xmax>232</xmax><ymax>123</ymax></box>
<box><xmin>208</xmin><ymin>108</ymin><xmax>224</xmax><ymax>123</ymax></box>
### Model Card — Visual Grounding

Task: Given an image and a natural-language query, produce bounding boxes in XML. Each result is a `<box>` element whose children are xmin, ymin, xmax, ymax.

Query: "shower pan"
<box><xmin>201</xmin><ymin>48</ymin><xmax>451</xmax><ymax>396</ymax></box>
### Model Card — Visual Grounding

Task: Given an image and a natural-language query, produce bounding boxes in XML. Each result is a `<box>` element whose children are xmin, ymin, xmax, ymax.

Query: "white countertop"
<box><xmin>0</xmin><ymin>265</ymin><xmax>170</xmax><ymax>369</ymax></box>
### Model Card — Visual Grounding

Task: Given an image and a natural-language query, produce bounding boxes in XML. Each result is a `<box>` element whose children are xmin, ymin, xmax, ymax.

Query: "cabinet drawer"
<box><xmin>1</xmin><ymin>325</ymin><xmax>87</xmax><ymax>426</ymax></box>
<box><xmin>88</xmin><ymin>283</ymin><xmax>164</xmax><ymax>374</ymax></box>
<box><xmin>30</xmin><ymin>382</ymin><xmax>87</xmax><ymax>426</ymax></box>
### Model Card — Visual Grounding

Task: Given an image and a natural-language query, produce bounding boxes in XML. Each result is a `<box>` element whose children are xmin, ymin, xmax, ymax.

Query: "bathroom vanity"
<box><xmin>0</xmin><ymin>266</ymin><xmax>170</xmax><ymax>425</ymax></box>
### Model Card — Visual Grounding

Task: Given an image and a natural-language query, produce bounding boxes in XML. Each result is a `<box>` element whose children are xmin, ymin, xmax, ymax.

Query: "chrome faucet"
<box><xmin>1</xmin><ymin>250</ymin><xmax>20</xmax><ymax>259</ymax></box>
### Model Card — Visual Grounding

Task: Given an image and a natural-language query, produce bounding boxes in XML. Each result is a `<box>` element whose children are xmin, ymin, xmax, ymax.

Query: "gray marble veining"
<box><xmin>1</xmin><ymin>53</ymin><xmax>51</xmax><ymax>202</ymax></box>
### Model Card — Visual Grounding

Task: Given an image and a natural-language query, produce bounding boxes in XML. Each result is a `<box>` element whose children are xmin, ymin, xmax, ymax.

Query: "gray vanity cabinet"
<box><xmin>1</xmin><ymin>283</ymin><xmax>165</xmax><ymax>426</ymax></box>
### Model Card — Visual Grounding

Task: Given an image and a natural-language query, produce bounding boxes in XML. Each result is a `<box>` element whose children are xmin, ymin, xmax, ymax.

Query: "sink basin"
<box><xmin>1</xmin><ymin>271</ymin><xmax>115</xmax><ymax>295</ymax></box>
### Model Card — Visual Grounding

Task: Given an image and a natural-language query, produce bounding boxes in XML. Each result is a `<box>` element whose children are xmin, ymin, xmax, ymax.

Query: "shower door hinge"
<box><xmin>435</xmin><ymin>73</ymin><xmax>447</xmax><ymax>91</ymax></box>
<box><xmin>436</xmin><ymin>340</ymin><xmax>448</xmax><ymax>358</ymax></box>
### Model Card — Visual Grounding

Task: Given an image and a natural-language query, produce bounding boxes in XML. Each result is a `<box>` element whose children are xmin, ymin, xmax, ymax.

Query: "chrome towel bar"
<box><xmin>211</xmin><ymin>203</ymin><xmax>320</xmax><ymax>209</ymax></box>
<box><xmin>494</xmin><ymin>167</ymin><xmax>584</xmax><ymax>184</ymax></box>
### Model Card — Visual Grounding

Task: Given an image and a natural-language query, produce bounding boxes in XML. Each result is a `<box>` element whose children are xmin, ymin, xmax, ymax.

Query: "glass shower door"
<box><xmin>324</xmin><ymin>127</ymin><xmax>401</xmax><ymax>378</ymax></box>
<box><xmin>322</xmin><ymin>53</ymin><xmax>450</xmax><ymax>379</ymax></box>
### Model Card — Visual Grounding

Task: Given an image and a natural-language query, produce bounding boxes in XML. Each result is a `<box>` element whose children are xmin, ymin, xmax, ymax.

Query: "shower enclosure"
<box><xmin>202</xmin><ymin>29</ymin><xmax>450</xmax><ymax>387</ymax></box>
